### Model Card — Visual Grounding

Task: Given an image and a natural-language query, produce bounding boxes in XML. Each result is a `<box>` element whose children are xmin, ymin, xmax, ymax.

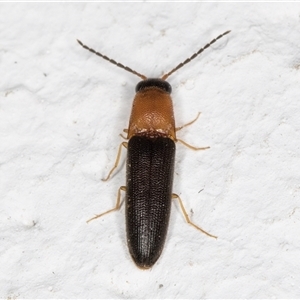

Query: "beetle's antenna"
<box><xmin>161</xmin><ymin>30</ymin><xmax>231</xmax><ymax>80</ymax></box>
<box><xmin>77</xmin><ymin>39</ymin><xmax>147</xmax><ymax>80</ymax></box>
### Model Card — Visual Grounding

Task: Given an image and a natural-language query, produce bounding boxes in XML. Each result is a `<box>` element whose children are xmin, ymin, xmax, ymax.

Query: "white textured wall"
<box><xmin>1</xmin><ymin>3</ymin><xmax>300</xmax><ymax>298</ymax></box>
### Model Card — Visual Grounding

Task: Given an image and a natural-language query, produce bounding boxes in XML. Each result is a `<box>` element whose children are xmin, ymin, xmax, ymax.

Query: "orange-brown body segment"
<box><xmin>127</xmin><ymin>87</ymin><xmax>176</xmax><ymax>140</ymax></box>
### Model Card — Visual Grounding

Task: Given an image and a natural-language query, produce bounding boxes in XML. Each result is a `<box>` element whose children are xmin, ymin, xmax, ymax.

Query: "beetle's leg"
<box><xmin>119</xmin><ymin>128</ymin><xmax>129</xmax><ymax>140</ymax></box>
<box><xmin>176</xmin><ymin>139</ymin><xmax>210</xmax><ymax>151</ymax></box>
<box><xmin>175</xmin><ymin>112</ymin><xmax>201</xmax><ymax>131</ymax></box>
<box><xmin>175</xmin><ymin>112</ymin><xmax>210</xmax><ymax>150</ymax></box>
<box><xmin>87</xmin><ymin>186</ymin><xmax>126</xmax><ymax>223</ymax></box>
<box><xmin>102</xmin><ymin>142</ymin><xmax>128</xmax><ymax>181</ymax></box>
<box><xmin>172</xmin><ymin>193</ymin><xmax>217</xmax><ymax>239</ymax></box>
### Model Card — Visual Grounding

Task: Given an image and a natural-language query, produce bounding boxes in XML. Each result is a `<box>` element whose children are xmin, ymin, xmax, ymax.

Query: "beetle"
<box><xmin>77</xmin><ymin>30</ymin><xmax>230</xmax><ymax>269</ymax></box>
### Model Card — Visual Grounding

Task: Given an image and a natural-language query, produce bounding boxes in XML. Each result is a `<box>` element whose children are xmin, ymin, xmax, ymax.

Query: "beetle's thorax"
<box><xmin>127</xmin><ymin>83</ymin><xmax>176</xmax><ymax>140</ymax></box>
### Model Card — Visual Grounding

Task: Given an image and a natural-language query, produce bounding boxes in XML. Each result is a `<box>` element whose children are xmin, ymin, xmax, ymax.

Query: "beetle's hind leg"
<box><xmin>87</xmin><ymin>186</ymin><xmax>126</xmax><ymax>223</ymax></box>
<box><xmin>172</xmin><ymin>193</ymin><xmax>217</xmax><ymax>239</ymax></box>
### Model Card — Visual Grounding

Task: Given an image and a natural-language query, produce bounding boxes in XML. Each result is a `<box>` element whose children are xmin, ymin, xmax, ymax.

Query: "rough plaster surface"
<box><xmin>1</xmin><ymin>3</ymin><xmax>300</xmax><ymax>299</ymax></box>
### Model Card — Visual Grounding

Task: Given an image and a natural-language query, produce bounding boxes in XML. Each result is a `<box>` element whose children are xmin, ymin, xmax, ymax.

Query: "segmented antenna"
<box><xmin>77</xmin><ymin>39</ymin><xmax>147</xmax><ymax>80</ymax></box>
<box><xmin>161</xmin><ymin>30</ymin><xmax>231</xmax><ymax>80</ymax></box>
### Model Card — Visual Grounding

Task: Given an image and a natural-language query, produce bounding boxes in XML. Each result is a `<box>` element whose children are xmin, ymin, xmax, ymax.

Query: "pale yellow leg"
<box><xmin>87</xmin><ymin>186</ymin><xmax>126</xmax><ymax>223</ymax></box>
<box><xmin>176</xmin><ymin>139</ymin><xmax>210</xmax><ymax>151</ymax></box>
<box><xmin>175</xmin><ymin>112</ymin><xmax>210</xmax><ymax>150</ymax></box>
<box><xmin>176</xmin><ymin>112</ymin><xmax>201</xmax><ymax>131</ymax></box>
<box><xmin>172</xmin><ymin>193</ymin><xmax>217</xmax><ymax>239</ymax></box>
<box><xmin>102</xmin><ymin>142</ymin><xmax>128</xmax><ymax>181</ymax></box>
<box><xmin>120</xmin><ymin>128</ymin><xmax>129</xmax><ymax>140</ymax></box>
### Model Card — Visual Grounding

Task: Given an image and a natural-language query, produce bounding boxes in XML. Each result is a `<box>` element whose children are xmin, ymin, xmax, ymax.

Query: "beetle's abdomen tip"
<box><xmin>136</xmin><ymin>263</ymin><xmax>153</xmax><ymax>270</ymax></box>
<box><xmin>134</xmin><ymin>259</ymin><xmax>155</xmax><ymax>270</ymax></box>
<box><xmin>130</xmin><ymin>251</ymin><xmax>160</xmax><ymax>269</ymax></box>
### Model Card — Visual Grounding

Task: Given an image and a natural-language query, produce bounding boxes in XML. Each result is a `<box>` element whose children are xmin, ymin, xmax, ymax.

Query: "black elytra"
<box><xmin>126</xmin><ymin>136</ymin><xmax>175</xmax><ymax>269</ymax></box>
